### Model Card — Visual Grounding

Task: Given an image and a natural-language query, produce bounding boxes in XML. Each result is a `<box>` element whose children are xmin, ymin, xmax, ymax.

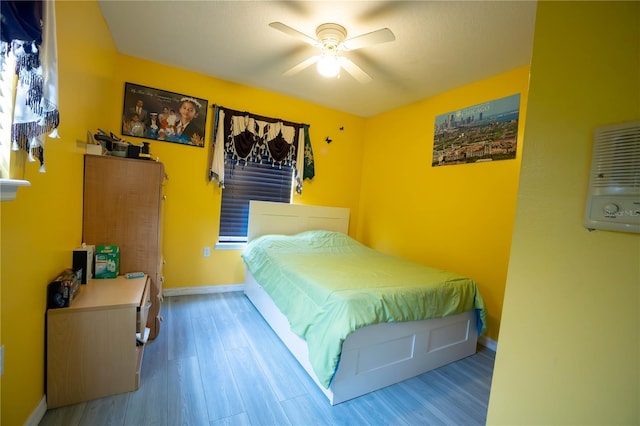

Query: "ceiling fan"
<box><xmin>269</xmin><ymin>21</ymin><xmax>395</xmax><ymax>83</ymax></box>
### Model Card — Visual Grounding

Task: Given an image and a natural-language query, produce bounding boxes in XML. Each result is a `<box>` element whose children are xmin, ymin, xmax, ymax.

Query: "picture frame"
<box><xmin>122</xmin><ymin>82</ymin><xmax>208</xmax><ymax>147</ymax></box>
<box><xmin>432</xmin><ymin>93</ymin><xmax>520</xmax><ymax>166</ymax></box>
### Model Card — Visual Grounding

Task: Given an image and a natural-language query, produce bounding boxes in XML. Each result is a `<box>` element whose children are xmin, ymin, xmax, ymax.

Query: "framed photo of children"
<box><xmin>121</xmin><ymin>82</ymin><xmax>208</xmax><ymax>147</ymax></box>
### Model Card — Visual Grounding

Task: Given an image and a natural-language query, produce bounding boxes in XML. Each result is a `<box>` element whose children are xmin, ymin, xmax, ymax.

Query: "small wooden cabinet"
<box><xmin>46</xmin><ymin>275</ymin><xmax>150</xmax><ymax>408</ymax></box>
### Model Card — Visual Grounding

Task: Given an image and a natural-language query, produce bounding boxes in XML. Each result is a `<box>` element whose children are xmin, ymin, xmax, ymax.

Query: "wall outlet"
<box><xmin>203</xmin><ymin>246</ymin><xmax>211</xmax><ymax>257</ymax></box>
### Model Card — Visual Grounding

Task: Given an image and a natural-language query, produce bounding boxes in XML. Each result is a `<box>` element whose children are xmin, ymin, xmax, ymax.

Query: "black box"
<box><xmin>127</xmin><ymin>144</ymin><xmax>141</xmax><ymax>159</ymax></box>
<box><xmin>47</xmin><ymin>269</ymin><xmax>81</xmax><ymax>309</ymax></box>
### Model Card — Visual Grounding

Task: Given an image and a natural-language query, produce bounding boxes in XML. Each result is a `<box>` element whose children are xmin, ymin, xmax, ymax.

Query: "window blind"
<box><xmin>218</xmin><ymin>152</ymin><xmax>293</xmax><ymax>242</ymax></box>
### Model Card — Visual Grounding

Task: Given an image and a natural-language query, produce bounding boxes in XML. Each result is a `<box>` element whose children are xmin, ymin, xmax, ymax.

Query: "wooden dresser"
<box><xmin>46</xmin><ymin>275</ymin><xmax>150</xmax><ymax>407</ymax></box>
<box><xmin>82</xmin><ymin>155</ymin><xmax>165</xmax><ymax>339</ymax></box>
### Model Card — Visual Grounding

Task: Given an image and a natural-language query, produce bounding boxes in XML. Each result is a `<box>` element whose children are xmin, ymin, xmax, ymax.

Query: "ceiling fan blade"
<box><xmin>342</xmin><ymin>28</ymin><xmax>395</xmax><ymax>51</ymax></box>
<box><xmin>339</xmin><ymin>57</ymin><xmax>372</xmax><ymax>84</ymax></box>
<box><xmin>283</xmin><ymin>55</ymin><xmax>320</xmax><ymax>76</ymax></box>
<box><xmin>269</xmin><ymin>22</ymin><xmax>319</xmax><ymax>47</ymax></box>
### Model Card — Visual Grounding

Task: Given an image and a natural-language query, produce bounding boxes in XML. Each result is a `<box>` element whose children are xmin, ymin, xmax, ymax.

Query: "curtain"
<box><xmin>1</xmin><ymin>0</ymin><xmax>60</xmax><ymax>172</ymax></box>
<box><xmin>302</xmin><ymin>123</ymin><xmax>315</xmax><ymax>181</ymax></box>
<box><xmin>209</xmin><ymin>106</ymin><xmax>314</xmax><ymax>193</ymax></box>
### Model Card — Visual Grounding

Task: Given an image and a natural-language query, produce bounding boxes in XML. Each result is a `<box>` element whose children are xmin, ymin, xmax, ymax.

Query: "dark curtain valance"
<box><xmin>223</xmin><ymin>106</ymin><xmax>303</xmax><ymax>165</ymax></box>
<box><xmin>209</xmin><ymin>106</ymin><xmax>314</xmax><ymax>193</ymax></box>
<box><xmin>0</xmin><ymin>1</ymin><xmax>43</xmax><ymax>43</ymax></box>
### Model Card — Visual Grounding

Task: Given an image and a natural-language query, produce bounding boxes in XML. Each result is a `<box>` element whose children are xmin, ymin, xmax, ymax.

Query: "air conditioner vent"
<box><xmin>590</xmin><ymin>125</ymin><xmax>640</xmax><ymax>189</ymax></box>
<box><xmin>584</xmin><ymin>121</ymin><xmax>640</xmax><ymax>233</ymax></box>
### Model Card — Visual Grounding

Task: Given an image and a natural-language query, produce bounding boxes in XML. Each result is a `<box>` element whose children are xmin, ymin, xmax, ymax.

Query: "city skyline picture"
<box><xmin>432</xmin><ymin>93</ymin><xmax>520</xmax><ymax>166</ymax></box>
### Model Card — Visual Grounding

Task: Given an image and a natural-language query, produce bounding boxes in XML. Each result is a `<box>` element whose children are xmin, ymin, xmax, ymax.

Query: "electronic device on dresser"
<box><xmin>47</xmin><ymin>268</ymin><xmax>81</xmax><ymax>309</ymax></box>
<box><xmin>72</xmin><ymin>244</ymin><xmax>95</xmax><ymax>284</ymax></box>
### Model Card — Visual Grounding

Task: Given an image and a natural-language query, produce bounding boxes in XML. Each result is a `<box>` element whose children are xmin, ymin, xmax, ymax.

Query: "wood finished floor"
<box><xmin>40</xmin><ymin>292</ymin><xmax>495</xmax><ymax>426</ymax></box>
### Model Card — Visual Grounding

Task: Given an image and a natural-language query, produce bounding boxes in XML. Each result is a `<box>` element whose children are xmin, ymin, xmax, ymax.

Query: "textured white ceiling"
<box><xmin>98</xmin><ymin>1</ymin><xmax>537</xmax><ymax>117</ymax></box>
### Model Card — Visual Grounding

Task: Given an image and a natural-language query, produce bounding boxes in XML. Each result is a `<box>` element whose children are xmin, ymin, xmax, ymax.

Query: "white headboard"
<box><xmin>247</xmin><ymin>201</ymin><xmax>350</xmax><ymax>241</ymax></box>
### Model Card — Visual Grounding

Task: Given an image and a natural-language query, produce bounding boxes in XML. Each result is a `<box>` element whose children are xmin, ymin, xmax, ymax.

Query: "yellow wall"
<box><xmin>487</xmin><ymin>2</ymin><xmax>639</xmax><ymax>424</ymax></box>
<box><xmin>359</xmin><ymin>66</ymin><xmax>529</xmax><ymax>341</ymax></box>
<box><xmin>0</xmin><ymin>189</ymin><xmax>2</xmax><ymax>421</ymax></box>
<box><xmin>0</xmin><ymin>2</ymin><xmax>118</xmax><ymax>424</ymax></box>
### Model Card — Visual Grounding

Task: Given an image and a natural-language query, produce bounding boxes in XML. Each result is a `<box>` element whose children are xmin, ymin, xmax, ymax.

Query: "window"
<box><xmin>211</xmin><ymin>107</ymin><xmax>309</xmax><ymax>246</ymax></box>
<box><xmin>218</xmin><ymin>152</ymin><xmax>294</xmax><ymax>243</ymax></box>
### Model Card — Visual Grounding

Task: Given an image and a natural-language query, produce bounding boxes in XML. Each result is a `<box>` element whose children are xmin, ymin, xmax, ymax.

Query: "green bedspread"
<box><xmin>241</xmin><ymin>230</ymin><xmax>487</xmax><ymax>388</ymax></box>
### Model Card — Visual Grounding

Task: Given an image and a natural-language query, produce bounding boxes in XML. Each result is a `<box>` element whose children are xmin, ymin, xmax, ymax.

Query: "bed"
<box><xmin>242</xmin><ymin>201</ymin><xmax>486</xmax><ymax>405</ymax></box>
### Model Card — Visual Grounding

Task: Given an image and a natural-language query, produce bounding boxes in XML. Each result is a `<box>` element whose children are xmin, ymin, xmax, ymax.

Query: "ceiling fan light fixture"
<box><xmin>270</xmin><ymin>21</ymin><xmax>393</xmax><ymax>83</ymax></box>
<box><xmin>317</xmin><ymin>53</ymin><xmax>341</xmax><ymax>78</ymax></box>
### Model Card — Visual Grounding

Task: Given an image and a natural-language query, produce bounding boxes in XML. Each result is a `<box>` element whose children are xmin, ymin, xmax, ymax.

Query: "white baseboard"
<box><xmin>25</xmin><ymin>395</ymin><xmax>47</xmax><ymax>426</ymax></box>
<box><xmin>478</xmin><ymin>335</ymin><xmax>498</xmax><ymax>352</ymax></box>
<box><xmin>163</xmin><ymin>283</ymin><xmax>244</xmax><ymax>297</ymax></box>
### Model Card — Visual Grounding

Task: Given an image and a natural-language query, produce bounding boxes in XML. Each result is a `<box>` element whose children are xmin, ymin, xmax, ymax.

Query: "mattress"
<box><xmin>241</xmin><ymin>230</ymin><xmax>487</xmax><ymax>387</ymax></box>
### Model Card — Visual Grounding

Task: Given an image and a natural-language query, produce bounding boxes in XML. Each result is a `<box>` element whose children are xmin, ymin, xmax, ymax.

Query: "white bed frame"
<box><xmin>244</xmin><ymin>201</ymin><xmax>478</xmax><ymax>405</ymax></box>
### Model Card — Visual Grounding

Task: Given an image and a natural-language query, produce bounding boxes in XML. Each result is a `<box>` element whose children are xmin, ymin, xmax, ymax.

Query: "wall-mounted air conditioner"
<box><xmin>584</xmin><ymin>121</ymin><xmax>640</xmax><ymax>234</ymax></box>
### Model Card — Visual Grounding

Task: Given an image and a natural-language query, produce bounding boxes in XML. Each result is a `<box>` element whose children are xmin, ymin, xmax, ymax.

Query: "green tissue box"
<box><xmin>95</xmin><ymin>245</ymin><xmax>119</xmax><ymax>278</ymax></box>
